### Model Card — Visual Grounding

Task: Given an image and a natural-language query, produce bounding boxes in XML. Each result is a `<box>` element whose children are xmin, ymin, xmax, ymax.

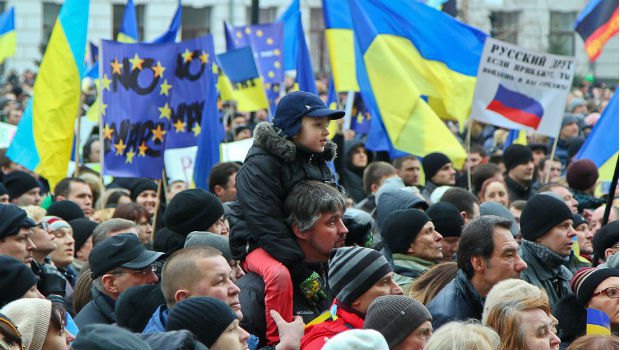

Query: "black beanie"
<box><xmin>0</xmin><ymin>204</ymin><xmax>35</xmax><ymax>238</ymax></box>
<box><xmin>503</xmin><ymin>144</ymin><xmax>533</xmax><ymax>172</ymax></box>
<box><xmin>2</xmin><ymin>170</ymin><xmax>40</xmax><ymax>200</ymax></box>
<box><xmin>69</xmin><ymin>218</ymin><xmax>98</xmax><ymax>254</ymax></box>
<box><xmin>47</xmin><ymin>200</ymin><xmax>85</xmax><ymax>221</ymax></box>
<box><xmin>571</xmin><ymin>213</ymin><xmax>588</xmax><ymax>228</ymax></box>
<box><xmin>0</xmin><ymin>182</ymin><xmax>7</xmax><ymax>196</ymax></box>
<box><xmin>592</xmin><ymin>221</ymin><xmax>619</xmax><ymax>264</ymax></box>
<box><xmin>115</xmin><ymin>284</ymin><xmax>166</xmax><ymax>333</ymax></box>
<box><xmin>165</xmin><ymin>189</ymin><xmax>223</xmax><ymax>236</ymax></box>
<box><xmin>425</xmin><ymin>202</ymin><xmax>464</xmax><ymax>238</ymax></box>
<box><xmin>129</xmin><ymin>178</ymin><xmax>158</xmax><ymax>201</ymax></box>
<box><xmin>0</xmin><ymin>255</ymin><xmax>38</xmax><ymax>306</ymax></box>
<box><xmin>166</xmin><ymin>296</ymin><xmax>237</xmax><ymax>348</ymax></box>
<box><xmin>382</xmin><ymin>209</ymin><xmax>431</xmax><ymax>254</ymax></box>
<box><xmin>520</xmin><ymin>194</ymin><xmax>573</xmax><ymax>241</ymax></box>
<box><xmin>422</xmin><ymin>153</ymin><xmax>451</xmax><ymax>181</ymax></box>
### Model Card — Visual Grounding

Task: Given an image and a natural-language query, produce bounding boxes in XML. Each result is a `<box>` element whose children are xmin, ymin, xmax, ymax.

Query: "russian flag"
<box><xmin>486</xmin><ymin>84</ymin><xmax>544</xmax><ymax>129</ymax></box>
<box><xmin>575</xmin><ymin>0</ymin><xmax>619</xmax><ymax>62</ymax></box>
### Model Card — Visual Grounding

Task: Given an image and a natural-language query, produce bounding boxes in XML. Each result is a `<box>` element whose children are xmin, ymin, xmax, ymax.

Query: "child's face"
<box><xmin>294</xmin><ymin>117</ymin><xmax>330</xmax><ymax>153</ymax></box>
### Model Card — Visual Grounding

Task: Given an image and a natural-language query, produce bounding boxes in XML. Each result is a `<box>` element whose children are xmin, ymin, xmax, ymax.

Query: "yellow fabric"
<box><xmin>364</xmin><ymin>35</ymin><xmax>467</xmax><ymax>168</ymax></box>
<box><xmin>86</xmin><ymin>80</ymin><xmax>100</xmax><ymax>122</ymax></box>
<box><xmin>587</xmin><ymin>323</ymin><xmax>611</xmax><ymax>335</ymax></box>
<box><xmin>116</xmin><ymin>32</ymin><xmax>136</xmax><ymax>43</ymax></box>
<box><xmin>229</xmin><ymin>77</ymin><xmax>269</xmax><ymax>112</ymax></box>
<box><xmin>595</xmin><ymin>152</ymin><xmax>617</xmax><ymax>196</ymax></box>
<box><xmin>0</xmin><ymin>31</ymin><xmax>16</xmax><ymax>64</ymax></box>
<box><xmin>325</xmin><ymin>29</ymin><xmax>359</xmax><ymax>92</ymax></box>
<box><xmin>32</xmin><ymin>22</ymin><xmax>82</xmax><ymax>188</ymax></box>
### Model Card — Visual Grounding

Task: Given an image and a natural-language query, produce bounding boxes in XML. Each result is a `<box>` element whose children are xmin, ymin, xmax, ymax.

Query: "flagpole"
<box><xmin>98</xmin><ymin>39</ymin><xmax>105</xmax><ymax>185</ymax></box>
<box><xmin>150</xmin><ymin>179</ymin><xmax>162</xmax><ymax>242</ymax></box>
<box><xmin>74</xmin><ymin>112</ymin><xmax>81</xmax><ymax>177</ymax></box>
<box><xmin>465</xmin><ymin>118</ymin><xmax>473</xmax><ymax>192</ymax></box>
<box><xmin>602</xmin><ymin>156</ymin><xmax>619</xmax><ymax>226</ymax></box>
<box><xmin>343</xmin><ymin>90</ymin><xmax>354</xmax><ymax>130</ymax></box>
<box><xmin>545</xmin><ymin>136</ymin><xmax>559</xmax><ymax>184</ymax></box>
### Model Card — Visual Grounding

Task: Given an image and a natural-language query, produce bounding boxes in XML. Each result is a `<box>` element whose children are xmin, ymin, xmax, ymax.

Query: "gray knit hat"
<box><xmin>185</xmin><ymin>231</ymin><xmax>232</xmax><ymax>261</ymax></box>
<box><xmin>0</xmin><ymin>298</ymin><xmax>51</xmax><ymax>350</ymax></box>
<box><xmin>364</xmin><ymin>295</ymin><xmax>431</xmax><ymax>348</ymax></box>
<box><xmin>328</xmin><ymin>247</ymin><xmax>392</xmax><ymax>306</ymax></box>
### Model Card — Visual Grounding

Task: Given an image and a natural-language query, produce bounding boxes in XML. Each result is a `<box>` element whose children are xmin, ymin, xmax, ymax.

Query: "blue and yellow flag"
<box><xmin>100</xmin><ymin>40</ymin><xmax>176</xmax><ymax>178</ymax></box>
<box><xmin>322</xmin><ymin>0</ymin><xmax>358</xmax><ymax>92</ymax></box>
<box><xmin>503</xmin><ymin>129</ymin><xmax>527</xmax><ymax>151</ymax></box>
<box><xmin>151</xmin><ymin>1</ymin><xmax>181</xmax><ymax>44</ymax></box>
<box><xmin>294</xmin><ymin>11</ymin><xmax>317</xmax><ymax>95</ymax></box>
<box><xmin>277</xmin><ymin>0</ymin><xmax>300</xmax><ymax>71</ymax></box>
<box><xmin>217</xmin><ymin>47</ymin><xmax>269</xmax><ymax>112</ymax></box>
<box><xmin>575</xmin><ymin>88</ymin><xmax>618</xmax><ymax>183</ymax></box>
<box><xmin>351</xmin><ymin>0</ymin><xmax>486</xmax><ymax>166</ymax></box>
<box><xmin>166</xmin><ymin>35</ymin><xmax>216</xmax><ymax>149</ymax></box>
<box><xmin>117</xmin><ymin>0</ymin><xmax>138</xmax><ymax>43</ymax></box>
<box><xmin>6</xmin><ymin>0</ymin><xmax>89</xmax><ymax>188</ymax></box>
<box><xmin>586</xmin><ymin>308</ymin><xmax>612</xmax><ymax>335</ymax></box>
<box><xmin>0</xmin><ymin>7</ymin><xmax>16</xmax><ymax>64</ymax></box>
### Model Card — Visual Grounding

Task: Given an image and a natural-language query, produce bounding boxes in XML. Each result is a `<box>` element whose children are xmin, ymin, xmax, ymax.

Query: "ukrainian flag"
<box><xmin>351</xmin><ymin>0</ymin><xmax>486</xmax><ymax>166</ymax></box>
<box><xmin>322</xmin><ymin>0</ymin><xmax>359</xmax><ymax>92</ymax></box>
<box><xmin>575</xmin><ymin>88</ymin><xmax>618</xmax><ymax>184</ymax></box>
<box><xmin>0</xmin><ymin>7</ymin><xmax>15</xmax><ymax>64</ymax></box>
<box><xmin>117</xmin><ymin>0</ymin><xmax>138</xmax><ymax>43</ymax></box>
<box><xmin>586</xmin><ymin>308</ymin><xmax>611</xmax><ymax>335</ymax></box>
<box><xmin>6</xmin><ymin>0</ymin><xmax>89</xmax><ymax>188</ymax></box>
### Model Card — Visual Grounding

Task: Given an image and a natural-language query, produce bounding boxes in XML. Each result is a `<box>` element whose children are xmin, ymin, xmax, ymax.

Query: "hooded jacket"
<box><xmin>231</xmin><ymin>122</ymin><xmax>337</xmax><ymax>282</ymax></box>
<box><xmin>426</xmin><ymin>270</ymin><xmax>485</xmax><ymax>330</ymax></box>
<box><xmin>340</xmin><ymin>141</ymin><xmax>370</xmax><ymax>203</ymax></box>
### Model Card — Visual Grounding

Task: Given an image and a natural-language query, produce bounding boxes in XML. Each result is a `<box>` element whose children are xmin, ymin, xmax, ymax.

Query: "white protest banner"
<box><xmin>164</xmin><ymin>146</ymin><xmax>197</xmax><ymax>184</ymax></box>
<box><xmin>470</xmin><ymin>38</ymin><xmax>575</xmax><ymax>137</ymax></box>
<box><xmin>220</xmin><ymin>138</ymin><xmax>253</xmax><ymax>163</ymax></box>
<box><xmin>0</xmin><ymin>122</ymin><xmax>16</xmax><ymax>148</ymax></box>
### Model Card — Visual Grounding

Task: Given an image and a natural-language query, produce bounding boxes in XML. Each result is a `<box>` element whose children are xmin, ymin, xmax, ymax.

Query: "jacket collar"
<box><xmin>333</xmin><ymin>301</ymin><xmax>366</xmax><ymax>328</ymax></box>
<box><xmin>455</xmin><ymin>270</ymin><xmax>485</xmax><ymax>308</ymax></box>
<box><xmin>91</xmin><ymin>286</ymin><xmax>117</xmax><ymax>323</ymax></box>
<box><xmin>521</xmin><ymin>240</ymin><xmax>569</xmax><ymax>280</ymax></box>
<box><xmin>253</xmin><ymin>122</ymin><xmax>337</xmax><ymax>163</ymax></box>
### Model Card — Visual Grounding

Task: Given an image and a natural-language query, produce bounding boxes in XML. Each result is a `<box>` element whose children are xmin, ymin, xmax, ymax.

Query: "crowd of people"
<box><xmin>0</xmin><ymin>70</ymin><xmax>618</xmax><ymax>350</ymax></box>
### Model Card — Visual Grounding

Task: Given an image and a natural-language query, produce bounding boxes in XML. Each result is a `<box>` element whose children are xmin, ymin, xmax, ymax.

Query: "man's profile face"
<box><xmin>68</xmin><ymin>182</ymin><xmax>93</xmax><ymax>216</ymax></box>
<box><xmin>301</xmin><ymin>210</ymin><xmax>348</xmax><ymax>262</ymax></box>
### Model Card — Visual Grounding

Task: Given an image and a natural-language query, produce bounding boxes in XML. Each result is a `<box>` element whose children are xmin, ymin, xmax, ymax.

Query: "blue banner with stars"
<box><xmin>165</xmin><ymin>35</ymin><xmax>217</xmax><ymax>149</ymax></box>
<box><xmin>101</xmin><ymin>40</ymin><xmax>176</xmax><ymax>178</ymax></box>
<box><xmin>224</xmin><ymin>21</ymin><xmax>284</xmax><ymax>84</ymax></box>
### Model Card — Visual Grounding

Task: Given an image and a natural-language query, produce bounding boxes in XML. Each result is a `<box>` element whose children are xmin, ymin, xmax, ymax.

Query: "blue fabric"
<box><xmin>143</xmin><ymin>305</ymin><xmax>168</xmax><ymax>334</ymax></box>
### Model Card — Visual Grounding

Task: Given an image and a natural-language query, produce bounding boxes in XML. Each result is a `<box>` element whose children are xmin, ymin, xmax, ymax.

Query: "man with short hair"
<box><xmin>589</xmin><ymin>204</ymin><xmax>618</xmax><ymax>235</ymax></box>
<box><xmin>209</xmin><ymin>162</ymin><xmax>241</xmax><ymax>203</ymax></box>
<box><xmin>355</xmin><ymin>161</ymin><xmax>399</xmax><ymax>213</ymax></box>
<box><xmin>539</xmin><ymin>183</ymin><xmax>579</xmax><ymax>214</ymax></box>
<box><xmin>54</xmin><ymin>177</ymin><xmax>94</xmax><ymax>217</ymax></box>
<box><xmin>441</xmin><ymin>187</ymin><xmax>480</xmax><ymax>224</ymax></box>
<box><xmin>420</xmin><ymin>152</ymin><xmax>456</xmax><ymax>201</ymax></box>
<box><xmin>393</xmin><ymin>156</ymin><xmax>421</xmax><ymax>187</ymax></box>
<box><xmin>301</xmin><ymin>246</ymin><xmax>403</xmax><ymax>349</ymax></box>
<box><xmin>426</xmin><ymin>215</ymin><xmax>527</xmax><ymax>329</ymax></box>
<box><xmin>91</xmin><ymin>218</ymin><xmax>139</xmax><ymax>246</ymax></box>
<box><xmin>535</xmin><ymin>156</ymin><xmax>562</xmax><ymax>188</ymax></box>
<box><xmin>2</xmin><ymin>170</ymin><xmax>41</xmax><ymax>206</ymax></box>
<box><xmin>503</xmin><ymin>144</ymin><xmax>535</xmax><ymax>202</ymax></box>
<box><xmin>0</xmin><ymin>204</ymin><xmax>36</xmax><ymax>264</ymax></box>
<box><xmin>74</xmin><ymin>233</ymin><xmax>163</xmax><ymax>327</ymax></box>
<box><xmin>568</xmin><ymin>213</ymin><xmax>593</xmax><ymax>273</ymax></box>
<box><xmin>519</xmin><ymin>194</ymin><xmax>576</xmax><ymax>305</ymax></box>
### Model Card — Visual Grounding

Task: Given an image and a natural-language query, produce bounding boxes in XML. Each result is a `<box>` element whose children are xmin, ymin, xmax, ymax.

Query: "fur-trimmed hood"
<box><xmin>253</xmin><ymin>122</ymin><xmax>337</xmax><ymax>162</ymax></box>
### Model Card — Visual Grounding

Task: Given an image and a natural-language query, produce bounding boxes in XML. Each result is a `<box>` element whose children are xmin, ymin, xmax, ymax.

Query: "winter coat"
<box><xmin>340</xmin><ymin>141</ymin><xmax>369</xmax><ymax>203</ymax></box>
<box><xmin>300</xmin><ymin>302</ymin><xmax>365</xmax><ymax>350</ymax></box>
<box><xmin>143</xmin><ymin>305</ymin><xmax>168</xmax><ymax>334</ymax></box>
<box><xmin>505</xmin><ymin>175</ymin><xmax>534</xmax><ymax>202</ymax></box>
<box><xmin>138</xmin><ymin>330</ymin><xmax>208</xmax><ymax>350</ymax></box>
<box><xmin>392</xmin><ymin>254</ymin><xmax>435</xmax><ymax>293</ymax></box>
<box><xmin>426</xmin><ymin>269</ymin><xmax>485</xmax><ymax>330</ymax></box>
<box><xmin>231</xmin><ymin>122</ymin><xmax>337</xmax><ymax>283</ymax></box>
<box><xmin>519</xmin><ymin>240</ymin><xmax>574</xmax><ymax>306</ymax></box>
<box><xmin>74</xmin><ymin>286</ymin><xmax>116</xmax><ymax>328</ymax></box>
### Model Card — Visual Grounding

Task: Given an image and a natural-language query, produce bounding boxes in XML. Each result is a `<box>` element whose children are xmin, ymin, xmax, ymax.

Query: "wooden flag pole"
<box><xmin>343</xmin><ymin>91</ymin><xmax>355</xmax><ymax>130</ymax></box>
<box><xmin>465</xmin><ymin>118</ymin><xmax>474</xmax><ymax>192</ymax></box>
<box><xmin>150</xmin><ymin>178</ymin><xmax>163</xmax><ymax>243</ymax></box>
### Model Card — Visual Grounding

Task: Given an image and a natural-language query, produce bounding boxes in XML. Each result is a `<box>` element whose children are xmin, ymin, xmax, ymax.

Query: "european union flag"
<box><xmin>293</xmin><ymin>11</ymin><xmax>318</xmax><ymax>95</ymax></box>
<box><xmin>224</xmin><ymin>22</ymin><xmax>284</xmax><ymax>84</ymax></box>
<box><xmin>165</xmin><ymin>35</ymin><xmax>216</xmax><ymax>149</ymax></box>
<box><xmin>101</xmin><ymin>40</ymin><xmax>176</xmax><ymax>178</ymax></box>
<box><xmin>350</xmin><ymin>94</ymin><xmax>371</xmax><ymax>136</ymax></box>
<box><xmin>217</xmin><ymin>46</ymin><xmax>269</xmax><ymax>112</ymax></box>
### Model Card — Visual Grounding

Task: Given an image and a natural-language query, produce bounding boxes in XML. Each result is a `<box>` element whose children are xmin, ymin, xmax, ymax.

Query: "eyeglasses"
<box><xmin>592</xmin><ymin>287</ymin><xmax>619</xmax><ymax>299</ymax></box>
<box><xmin>109</xmin><ymin>264</ymin><xmax>156</xmax><ymax>277</ymax></box>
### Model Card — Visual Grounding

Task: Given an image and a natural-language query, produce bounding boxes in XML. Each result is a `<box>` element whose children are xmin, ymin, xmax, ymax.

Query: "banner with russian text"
<box><xmin>470</xmin><ymin>38</ymin><xmax>575</xmax><ymax>137</ymax></box>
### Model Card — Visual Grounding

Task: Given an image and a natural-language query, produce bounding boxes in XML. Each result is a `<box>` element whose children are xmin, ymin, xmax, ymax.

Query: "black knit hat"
<box><xmin>566</xmin><ymin>159</ymin><xmax>599</xmax><ymax>191</ymax></box>
<box><xmin>520</xmin><ymin>194</ymin><xmax>572</xmax><ymax>241</ymax></box>
<box><xmin>69</xmin><ymin>218</ymin><xmax>98</xmax><ymax>254</ymax></box>
<box><xmin>382</xmin><ymin>209</ymin><xmax>430</xmax><ymax>254</ymax></box>
<box><xmin>570</xmin><ymin>267</ymin><xmax>619</xmax><ymax>306</ymax></box>
<box><xmin>2</xmin><ymin>170</ymin><xmax>40</xmax><ymax>200</ymax></box>
<box><xmin>0</xmin><ymin>204</ymin><xmax>35</xmax><ymax>239</ymax></box>
<box><xmin>503</xmin><ymin>144</ymin><xmax>533</xmax><ymax>172</ymax></box>
<box><xmin>165</xmin><ymin>189</ymin><xmax>223</xmax><ymax>236</ymax></box>
<box><xmin>115</xmin><ymin>284</ymin><xmax>166</xmax><ymax>333</ymax></box>
<box><xmin>571</xmin><ymin>213</ymin><xmax>588</xmax><ymax>229</ymax></box>
<box><xmin>129</xmin><ymin>178</ymin><xmax>158</xmax><ymax>201</ymax></box>
<box><xmin>425</xmin><ymin>202</ymin><xmax>464</xmax><ymax>238</ymax></box>
<box><xmin>0</xmin><ymin>255</ymin><xmax>38</xmax><ymax>306</ymax></box>
<box><xmin>72</xmin><ymin>324</ymin><xmax>152</xmax><ymax>350</ymax></box>
<box><xmin>165</xmin><ymin>296</ymin><xmax>237</xmax><ymax>348</ymax></box>
<box><xmin>47</xmin><ymin>200</ymin><xmax>85</xmax><ymax>221</ymax></box>
<box><xmin>364</xmin><ymin>295</ymin><xmax>431</xmax><ymax>348</ymax></box>
<box><xmin>592</xmin><ymin>221</ymin><xmax>619</xmax><ymax>264</ymax></box>
<box><xmin>328</xmin><ymin>247</ymin><xmax>393</xmax><ymax>306</ymax></box>
<box><xmin>422</xmin><ymin>153</ymin><xmax>451</xmax><ymax>180</ymax></box>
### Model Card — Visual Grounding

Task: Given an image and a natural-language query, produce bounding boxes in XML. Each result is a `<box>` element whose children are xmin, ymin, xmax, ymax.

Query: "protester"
<box><xmin>0</xmin><ymin>204</ymin><xmax>36</xmax><ymax>264</ymax></box>
<box><xmin>322</xmin><ymin>329</ymin><xmax>388</xmax><ymax>350</ymax></box>
<box><xmin>0</xmin><ymin>312</ymin><xmax>22</xmax><ymax>350</ymax></box>
<box><xmin>566</xmin><ymin>335</ymin><xmax>619</xmax><ymax>350</ymax></box>
<box><xmin>533</xmin><ymin>156</ymin><xmax>562</xmax><ymax>190</ymax></box>
<box><xmin>91</xmin><ymin>218</ymin><xmax>138</xmax><ymax>246</ymax></box>
<box><xmin>69</xmin><ymin>218</ymin><xmax>98</xmax><ymax>274</ymax></box>
<box><xmin>408</xmin><ymin>261</ymin><xmax>458</xmax><ymax>305</ymax></box>
<box><xmin>424</xmin><ymin>321</ymin><xmax>500</xmax><ymax>350</ymax></box>
<box><xmin>478</xmin><ymin>178</ymin><xmax>509</xmax><ymax>207</ymax></box>
<box><xmin>393</xmin><ymin>155</ymin><xmax>422</xmax><ymax>187</ymax></box>
<box><xmin>208</xmin><ymin>162</ymin><xmax>240</xmax><ymax>203</ymax></box>
<box><xmin>113</xmin><ymin>203</ymin><xmax>152</xmax><ymax>246</ymax></box>
<box><xmin>72</xmin><ymin>324</ymin><xmax>152</xmax><ymax>350</ymax></box>
<box><xmin>441</xmin><ymin>187</ymin><xmax>481</xmax><ymax>224</ymax></box>
<box><xmin>503</xmin><ymin>144</ymin><xmax>535</xmax><ymax>202</ymax></box>
<box><xmin>356</xmin><ymin>161</ymin><xmax>399</xmax><ymax>213</ymax></box>
<box><xmin>340</xmin><ymin>141</ymin><xmax>371</xmax><ymax>203</ymax></box>
<box><xmin>566</xmin><ymin>159</ymin><xmax>605</xmax><ymax>212</ymax></box>
<box><xmin>426</xmin><ymin>202</ymin><xmax>464</xmax><ymax>262</ymax></box>
<box><xmin>2</xmin><ymin>170</ymin><xmax>41</xmax><ymax>206</ymax></box>
<box><xmin>128</xmin><ymin>178</ymin><xmax>159</xmax><ymax>216</ymax></box>
<box><xmin>421</xmin><ymin>152</ymin><xmax>456</xmax><ymax>200</ymax></box>
<box><xmin>0</xmin><ymin>255</ymin><xmax>43</xmax><ymax>306</ymax></box>
<box><xmin>591</xmin><ymin>220</ymin><xmax>619</xmax><ymax>266</ymax></box>
<box><xmin>46</xmin><ymin>200</ymin><xmax>85</xmax><ymax>221</ymax></box>
<box><xmin>481</xmin><ymin>278</ymin><xmax>550</xmax><ymax>324</ymax></box>
<box><xmin>54</xmin><ymin>177</ymin><xmax>94</xmax><ymax>217</ymax></box>
<box><xmin>539</xmin><ymin>183</ymin><xmax>579</xmax><ymax>214</ymax></box>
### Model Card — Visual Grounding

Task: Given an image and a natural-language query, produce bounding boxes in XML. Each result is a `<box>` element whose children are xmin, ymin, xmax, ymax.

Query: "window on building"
<box><xmin>112</xmin><ymin>4</ymin><xmax>145</xmax><ymax>41</ymax></box>
<box><xmin>489</xmin><ymin>11</ymin><xmax>519</xmax><ymax>45</ymax></box>
<box><xmin>42</xmin><ymin>2</ymin><xmax>61</xmax><ymax>50</ymax></box>
<box><xmin>181</xmin><ymin>6</ymin><xmax>211</xmax><ymax>39</ymax></box>
<box><xmin>549</xmin><ymin>11</ymin><xmax>576</xmax><ymax>56</ymax></box>
<box><xmin>245</xmin><ymin>6</ymin><xmax>277</xmax><ymax>24</ymax></box>
<box><xmin>0</xmin><ymin>2</ymin><xmax>6</xmax><ymax>14</ymax></box>
<box><xmin>310</xmin><ymin>7</ymin><xmax>329</xmax><ymax>75</ymax></box>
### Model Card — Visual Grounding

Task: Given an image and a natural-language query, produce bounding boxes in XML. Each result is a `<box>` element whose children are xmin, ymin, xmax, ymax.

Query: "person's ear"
<box><xmin>471</xmin><ymin>256</ymin><xmax>485</xmax><ymax>273</ymax></box>
<box><xmin>292</xmin><ymin>223</ymin><xmax>306</xmax><ymax>240</ymax></box>
<box><xmin>605</xmin><ymin>248</ymin><xmax>616</xmax><ymax>259</ymax></box>
<box><xmin>174</xmin><ymin>289</ymin><xmax>191</xmax><ymax>303</ymax></box>
<box><xmin>101</xmin><ymin>274</ymin><xmax>119</xmax><ymax>295</ymax></box>
<box><xmin>459</xmin><ymin>211</ymin><xmax>468</xmax><ymax>222</ymax></box>
<box><xmin>213</xmin><ymin>185</ymin><xmax>224</xmax><ymax>197</ymax></box>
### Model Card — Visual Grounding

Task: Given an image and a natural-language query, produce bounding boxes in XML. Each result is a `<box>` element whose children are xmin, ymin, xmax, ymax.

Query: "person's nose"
<box><xmin>514</xmin><ymin>254</ymin><xmax>528</xmax><ymax>272</ymax></box>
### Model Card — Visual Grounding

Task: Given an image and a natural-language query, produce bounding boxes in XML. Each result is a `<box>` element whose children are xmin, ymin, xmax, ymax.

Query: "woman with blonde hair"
<box><xmin>424</xmin><ymin>321</ymin><xmax>499</xmax><ymax>350</ymax></box>
<box><xmin>486</xmin><ymin>298</ymin><xmax>560</xmax><ymax>350</ymax></box>
<box><xmin>478</xmin><ymin>178</ymin><xmax>509</xmax><ymax>207</ymax></box>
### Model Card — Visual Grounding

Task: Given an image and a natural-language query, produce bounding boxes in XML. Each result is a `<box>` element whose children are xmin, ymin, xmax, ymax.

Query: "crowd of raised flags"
<box><xmin>0</xmin><ymin>0</ymin><xmax>617</xmax><ymax>192</ymax></box>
